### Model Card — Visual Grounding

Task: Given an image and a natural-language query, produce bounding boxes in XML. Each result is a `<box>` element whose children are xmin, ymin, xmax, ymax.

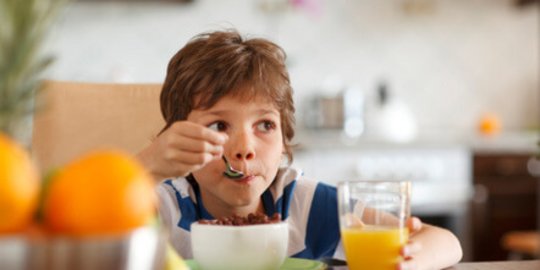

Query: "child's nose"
<box><xmin>231</xmin><ymin>130</ymin><xmax>255</xmax><ymax>161</ymax></box>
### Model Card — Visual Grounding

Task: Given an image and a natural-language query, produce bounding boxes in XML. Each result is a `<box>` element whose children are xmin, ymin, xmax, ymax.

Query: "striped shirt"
<box><xmin>157</xmin><ymin>166</ymin><xmax>344</xmax><ymax>260</ymax></box>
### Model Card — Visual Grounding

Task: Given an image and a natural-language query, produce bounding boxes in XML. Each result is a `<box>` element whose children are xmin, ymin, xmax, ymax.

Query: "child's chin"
<box><xmin>229</xmin><ymin>191</ymin><xmax>264</xmax><ymax>204</ymax></box>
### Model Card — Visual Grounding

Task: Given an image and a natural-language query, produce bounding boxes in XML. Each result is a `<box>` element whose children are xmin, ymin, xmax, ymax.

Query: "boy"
<box><xmin>137</xmin><ymin>29</ymin><xmax>463</xmax><ymax>270</ymax></box>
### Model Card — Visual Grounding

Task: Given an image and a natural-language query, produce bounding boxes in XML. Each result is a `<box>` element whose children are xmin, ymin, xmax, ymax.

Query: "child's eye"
<box><xmin>256</xmin><ymin>120</ymin><xmax>277</xmax><ymax>133</ymax></box>
<box><xmin>208</xmin><ymin>121</ymin><xmax>228</xmax><ymax>132</ymax></box>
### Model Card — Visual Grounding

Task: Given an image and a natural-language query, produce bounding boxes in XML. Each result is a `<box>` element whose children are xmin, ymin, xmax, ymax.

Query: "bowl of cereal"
<box><xmin>190</xmin><ymin>213</ymin><xmax>288</xmax><ymax>270</ymax></box>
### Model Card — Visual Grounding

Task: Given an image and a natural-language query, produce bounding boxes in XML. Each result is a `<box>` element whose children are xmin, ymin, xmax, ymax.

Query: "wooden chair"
<box><xmin>501</xmin><ymin>230</ymin><xmax>540</xmax><ymax>260</ymax></box>
<box><xmin>31</xmin><ymin>80</ymin><xmax>164</xmax><ymax>172</ymax></box>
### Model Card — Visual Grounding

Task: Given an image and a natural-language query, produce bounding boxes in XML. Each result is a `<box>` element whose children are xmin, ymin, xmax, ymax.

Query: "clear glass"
<box><xmin>338</xmin><ymin>180</ymin><xmax>411</xmax><ymax>270</ymax></box>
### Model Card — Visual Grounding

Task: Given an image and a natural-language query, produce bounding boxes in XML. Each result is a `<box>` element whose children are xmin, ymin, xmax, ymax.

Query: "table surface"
<box><xmin>444</xmin><ymin>260</ymin><xmax>540</xmax><ymax>270</ymax></box>
<box><xmin>328</xmin><ymin>260</ymin><xmax>540</xmax><ymax>270</ymax></box>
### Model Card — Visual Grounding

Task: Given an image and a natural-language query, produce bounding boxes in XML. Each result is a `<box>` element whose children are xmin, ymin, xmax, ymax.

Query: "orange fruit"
<box><xmin>0</xmin><ymin>133</ymin><xmax>40</xmax><ymax>234</ymax></box>
<box><xmin>43</xmin><ymin>150</ymin><xmax>156</xmax><ymax>236</ymax></box>
<box><xmin>479</xmin><ymin>113</ymin><xmax>501</xmax><ymax>136</ymax></box>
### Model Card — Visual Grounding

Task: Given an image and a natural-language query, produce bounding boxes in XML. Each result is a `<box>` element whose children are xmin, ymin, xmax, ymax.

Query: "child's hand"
<box><xmin>398</xmin><ymin>217</ymin><xmax>423</xmax><ymax>270</ymax></box>
<box><xmin>137</xmin><ymin>121</ymin><xmax>227</xmax><ymax>180</ymax></box>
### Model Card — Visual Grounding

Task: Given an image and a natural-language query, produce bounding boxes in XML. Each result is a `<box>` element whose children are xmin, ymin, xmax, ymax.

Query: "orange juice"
<box><xmin>341</xmin><ymin>226</ymin><xmax>409</xmax><ymax>270</ymax></box>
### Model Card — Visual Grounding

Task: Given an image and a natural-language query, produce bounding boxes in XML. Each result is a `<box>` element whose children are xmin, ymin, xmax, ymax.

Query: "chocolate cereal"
<box><xmin>198</xmin><ymin>213</ymin><xmax>282</xmax><ymax>226</ymax></box>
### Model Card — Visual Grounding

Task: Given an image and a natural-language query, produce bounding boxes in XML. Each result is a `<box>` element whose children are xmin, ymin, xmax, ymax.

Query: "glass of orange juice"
<box><xmin>338</xmin><ymin>180</ymin><xmax>411</xmax><ymax>270</ymax></box>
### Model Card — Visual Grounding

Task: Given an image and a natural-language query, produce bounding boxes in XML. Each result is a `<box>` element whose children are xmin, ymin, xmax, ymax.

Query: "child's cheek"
<box><xmin>199</xmin><ymin>158</ymin><xmax>223</xmax><ymax>176</ymax></box>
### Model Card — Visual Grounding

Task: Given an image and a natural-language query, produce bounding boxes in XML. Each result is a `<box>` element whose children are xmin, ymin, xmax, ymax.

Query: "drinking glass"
<box><xmin>337</xmin><ymin>180</ymin><xmax>411</xmax><ymax>270</ymax></box>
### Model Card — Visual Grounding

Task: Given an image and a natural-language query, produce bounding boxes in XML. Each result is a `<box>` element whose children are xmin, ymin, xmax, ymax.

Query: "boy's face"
<box><xmin>188</xmin><ymin>91</ymin><xmax>284</xmax><ymax>216</ymax></box>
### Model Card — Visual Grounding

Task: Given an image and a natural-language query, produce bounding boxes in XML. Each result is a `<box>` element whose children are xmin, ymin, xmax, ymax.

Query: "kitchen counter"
<box><xmin>467</xmin><ymin>131</ymin><xmax>539</xmax><ymax>154</ymax></box>
<box><xmin>293</xmin><ymin>129</ymin><xmax>539</xmax><ymax>154</ymax></box>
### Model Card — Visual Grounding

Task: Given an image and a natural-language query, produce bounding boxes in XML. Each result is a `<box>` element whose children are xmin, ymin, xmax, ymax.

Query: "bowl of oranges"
<box><xmin>0</xmin><ymin>135</ymin><xmax>170</xmax><ymax>270</ymax></box>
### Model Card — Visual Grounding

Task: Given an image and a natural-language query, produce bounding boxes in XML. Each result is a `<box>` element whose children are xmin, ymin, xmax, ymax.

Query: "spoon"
<box><xmin>222</xmin><ymin>156</ymin><xmax>244</xmax><ymax>179</ymax></box>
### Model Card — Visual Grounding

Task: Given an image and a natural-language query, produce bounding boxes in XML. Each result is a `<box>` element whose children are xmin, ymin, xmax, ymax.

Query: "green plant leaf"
<box><xmin>0</xmin><ymin>0</ymin><xmax>68</xmax><ymax>138</ymax></box>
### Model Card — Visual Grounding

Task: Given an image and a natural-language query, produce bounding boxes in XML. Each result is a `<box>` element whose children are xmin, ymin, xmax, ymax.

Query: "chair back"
<box><xmin>32</xmin><ymin>80</ymin><xmax>164</xmax><ymax>172</ymax></box>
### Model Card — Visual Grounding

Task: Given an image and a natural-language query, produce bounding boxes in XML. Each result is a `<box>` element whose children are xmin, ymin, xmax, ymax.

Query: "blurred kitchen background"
<box><xmin>43</xmin><ymin>0</ymin><xmax>539</xmax><ymax>262</ymax></box>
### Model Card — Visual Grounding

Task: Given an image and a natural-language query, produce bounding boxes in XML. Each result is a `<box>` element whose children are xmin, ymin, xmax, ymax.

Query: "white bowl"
<box><xmin>191</xmin><ymin>221</ymin><xmax>288</xmax><ymax>270</ymax></box>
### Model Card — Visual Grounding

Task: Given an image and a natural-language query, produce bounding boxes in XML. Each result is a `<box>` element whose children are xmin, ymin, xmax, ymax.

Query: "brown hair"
<box><xmin>159</xmin><ymin>29</ymin><xmax>295</xmax><ymax>163</ymax></box>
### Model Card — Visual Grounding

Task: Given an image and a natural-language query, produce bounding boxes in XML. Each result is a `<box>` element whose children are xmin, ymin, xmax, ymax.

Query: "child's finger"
<box><xmin>407</xmin><ymin>216</ymin><xmax>423</xmax><ymax>234</ymax></box>
<box><xmin>397</xmin><ymin>259</ymin><xmax>418</xmax><ymax>270</ymax></box>
<box><xmin>401</xmin><ymin>241</ymin><xmax>422</xmax><ymax>258</ymax></box>
<box><xmin>174</xmin><ymin>151</ymin><xmax>215</xmax><ymax>166</ymax></box>
<box><xmin>397</xmin><ymin>245</ymin><xmax>421</xmax><ymax>270</ymax></box>
<box><xmin>174</xmin><ymin>137</ymin><xmax>223</xmax><ymax>154</ymax></box>
<box><xmin>212</xmin><ymin>151</ymin><xmax>223</xmax><ymax>160</ymax></box>
<box><xmin>171</xmin><ymin>121</ymin><xmax>228</xmax><ymax>145</ymax></box>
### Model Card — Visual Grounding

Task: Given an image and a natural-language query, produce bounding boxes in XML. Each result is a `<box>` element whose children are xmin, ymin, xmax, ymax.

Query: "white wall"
<box><xmin>44</xmin><ymin>0</ymin><xmax>539</xmax><ymax>133</ymax></box>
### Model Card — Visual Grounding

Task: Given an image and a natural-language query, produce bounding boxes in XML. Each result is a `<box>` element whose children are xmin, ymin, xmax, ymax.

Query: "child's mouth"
<box><xmin>229</xmin><ymin>175</ymin><xmax>255</xmax><ymax>183</ymax></box>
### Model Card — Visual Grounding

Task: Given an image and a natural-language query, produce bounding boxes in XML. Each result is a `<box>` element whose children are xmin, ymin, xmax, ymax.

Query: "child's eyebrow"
<box><xmin>205</xmin><ymin>109</ymin><xmax>279</xmax><ymax>117</ymax></box>
<box><xmin>257</xmin><ymin>109</ymin><xmax>279</xmax><ymax>117</ymax></box>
